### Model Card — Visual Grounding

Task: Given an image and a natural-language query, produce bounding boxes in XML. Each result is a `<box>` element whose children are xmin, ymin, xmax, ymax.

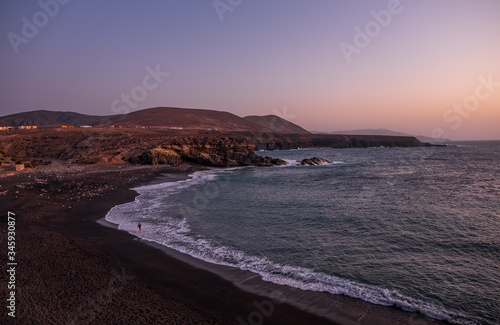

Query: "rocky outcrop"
<box><xmin>0</xmin><ymin>128</ymin><xmax>422</xmax><ymax>168</ymax></box>
<box><xmin>252</xmin><ymin>156</ymin><xmax>288</xmax><ymax>167</ymax></box>
<box><xmin>134</xmin><ymin>147</ymin><xmax>182</xmax><ymax>165</ymax></box>
<box><xmin>131</xmin><ymin>136</ymin><xmax>246</xmax><ymax>167</ymax></box>
<box><xmin>130</xmin><ymin>136</ymin><xmax>287</xmax><ymax>167</ymax></box>
<box><xmin>0</xmin><ymin>128</ymin><xmax>286</xmax><ymax>167</ymax></box>
<box><xmin>235</xmin><ymin>132</ymin><xmax>314</xmax><ymax>150</ymax></box>
<box><xmin>300</xmin><ymin>157</ymin><xmax>331</xmax><ymax>166</ymax></box>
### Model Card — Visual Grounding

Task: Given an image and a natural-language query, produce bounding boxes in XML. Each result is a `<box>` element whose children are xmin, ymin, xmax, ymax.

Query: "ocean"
<box><xmin>106</xmin><ymin>141</ymin><xmax>500</xmax><ymax>325</ymax></box>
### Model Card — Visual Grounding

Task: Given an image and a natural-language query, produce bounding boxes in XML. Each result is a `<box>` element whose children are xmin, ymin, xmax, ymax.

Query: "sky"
<box><xmin>1</xmin><ymin>0</ymin><xmax>499</xmax><ymax>140</ymax></box>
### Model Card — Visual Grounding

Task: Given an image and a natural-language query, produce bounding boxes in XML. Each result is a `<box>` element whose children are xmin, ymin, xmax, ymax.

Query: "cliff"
<box><xmin>235</xmin><ymin>132</ymin><xmax>422</xmax><ymax>150</ymax></box>
<box><xmin>129</xmin><ymin>135</ymin><xmax>286</xmax><ymax>167</ymax></box>
<box><xmin>0</xmin><ymin>128</ymin><xmax>286</xmax><ymax>167</ymax></box>
<box><xmin>310</xmin><ymin>134</ymin><xmax>422</xmax><ymax>148</ymax></box>
<box><xmin>0</xmin><ymin>128</ymin><xmax>422</xmax><ymax>169</ymax></box>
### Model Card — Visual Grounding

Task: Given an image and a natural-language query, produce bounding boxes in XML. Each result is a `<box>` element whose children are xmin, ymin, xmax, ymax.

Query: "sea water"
<box><xmin>106</xmin><ymin>141</ymin><xmax>500</xmax><ymax>325</ymax></box>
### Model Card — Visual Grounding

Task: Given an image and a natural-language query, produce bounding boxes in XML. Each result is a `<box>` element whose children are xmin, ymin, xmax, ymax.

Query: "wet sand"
<box><xmin>0</xmin><ymin>162</ymin><xmax>445</xmax><ymax>324</ymax></box>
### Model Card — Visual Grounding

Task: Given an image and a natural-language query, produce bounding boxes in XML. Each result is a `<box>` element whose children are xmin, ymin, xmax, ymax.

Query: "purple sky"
<box><xmin>1</xmin><ymin>0</ymin><xmax>499</xmax><ymax>140</ymax></box>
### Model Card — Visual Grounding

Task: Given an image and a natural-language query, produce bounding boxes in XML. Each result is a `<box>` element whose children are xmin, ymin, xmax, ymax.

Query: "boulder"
<box><xmin>252</xmin><ymin>156</ymin><xmax>287</xmax><ymax>167</ymax></box>
<box><xmin>300</xmin><ymin>157</ymin><xmax>331</xmax><ymax>166</ymax></box>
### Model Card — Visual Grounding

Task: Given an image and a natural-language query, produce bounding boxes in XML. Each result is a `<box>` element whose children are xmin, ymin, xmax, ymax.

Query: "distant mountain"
<box><xmin>318</xmin><ymin>128</ymin><xmax>450</xmax><ymax>144</ymax></box>
<box><xmin>327</xmin><ymin>128</ymin><xmax>409</xmax><ymax>136</ymax></box>
<box><xmin>0</xmin><ymin>110</ymin><xmax>113</xmax><ymax>127</ymax></box>
<box><xmin>243</xmin><ymin>115</ymin><xmax>310</xmax><ymax>134</ymax></box>
<box><xmin>0</xmin><ymin>107</ymin><xmax>309</xmax><ymax>133</ymax></box>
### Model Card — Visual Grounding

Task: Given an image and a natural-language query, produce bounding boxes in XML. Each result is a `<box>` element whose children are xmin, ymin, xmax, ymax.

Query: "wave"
<box><xmin>105</xmin><ymin>169</ymin><xmax>476</xmax><ymax>325</ymax></box>
<box><xmin>282</xmin><ymin>159</ymin><xmax>301</xmax><ymax>166</ymax></box>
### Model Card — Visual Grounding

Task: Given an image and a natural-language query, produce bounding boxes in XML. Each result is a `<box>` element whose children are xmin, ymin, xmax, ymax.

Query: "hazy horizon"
<box><xmin>1</xmin><ymin>0</ymin><xmax>499</xmax><ymax>140</ymax></box>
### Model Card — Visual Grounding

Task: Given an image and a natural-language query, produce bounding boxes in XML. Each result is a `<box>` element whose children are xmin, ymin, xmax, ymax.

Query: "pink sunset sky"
<box><xmin>1</xmin><ymin>0</ymin><xmax>499</xmax><ymax>140</ymax></box>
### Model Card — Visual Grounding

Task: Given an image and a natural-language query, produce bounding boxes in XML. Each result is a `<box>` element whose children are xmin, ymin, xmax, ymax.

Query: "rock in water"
<box><xmin>300</xmin><ymin>157</ymin><xmax>331</xmax><ymax>166</ymax></box>
<box><xmin>252</xmin><ymin>156</ymin><xmax>287</xmax><ymax>167</ymax></box>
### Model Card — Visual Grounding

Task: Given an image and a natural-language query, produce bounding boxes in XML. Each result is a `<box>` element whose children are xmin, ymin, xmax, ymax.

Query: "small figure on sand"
<box><xmin>138</xmin><ymin>223</ymin><xmax>141</xmax><ymax>232</ymax></box>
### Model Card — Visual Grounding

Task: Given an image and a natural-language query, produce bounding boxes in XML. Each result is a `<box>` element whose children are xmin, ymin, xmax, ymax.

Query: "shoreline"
<box><xmin>94</xmin><ymin>165</ymin><xmax>448</xmax><ymax>324</ymax></box>
<box><xmin>1</xmin><ymin>163</ymin><xmax>446</xmax><ymax>324</ymax></box>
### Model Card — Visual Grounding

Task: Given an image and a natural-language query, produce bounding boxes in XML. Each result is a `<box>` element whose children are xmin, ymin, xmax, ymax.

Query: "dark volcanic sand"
<box><xmin>0</xmin><ymin>162</ymin><xmax>444</xmax><ymax>324</ymax></box>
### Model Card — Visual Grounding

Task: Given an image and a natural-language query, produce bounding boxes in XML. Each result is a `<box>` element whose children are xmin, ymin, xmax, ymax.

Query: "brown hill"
<box><xmin>0</xmin><ymin>107</ymin><xmax>313</xmax><ymax>134</ymax></box>
<box><xmin>0</xmin><ymin>110</ymin><xmax>113</xmax><ymax>127</ymax></box>
<box><xmin>243</xmin><ymin>115</ymin><xmax>310</xmax><ymax>134</ymax></box>
<box><xmin>98</xmin><ymin>107</ymin><xmax>265</xmax><ymax>131</ymax></box>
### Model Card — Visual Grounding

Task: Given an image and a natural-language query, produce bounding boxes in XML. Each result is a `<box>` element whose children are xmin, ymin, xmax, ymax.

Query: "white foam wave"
<box><xmin>105</xmin><ymin>170</ymin><xmax>476</xmax><ymax>325</ymax></box>
<box><xmin>282</xmin><ymin>159</ymin><xmax>301</xmax><ymax>166</ymax></box>
<box><xmin>106</xmin><ymin>168</ymin><xmax>238</xmax><ymax>234</ymax></box>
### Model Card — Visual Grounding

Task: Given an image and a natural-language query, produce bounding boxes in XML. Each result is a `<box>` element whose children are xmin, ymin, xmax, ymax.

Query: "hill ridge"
<box><xmin>0</xmin><ymin>107</ymin><xmax>309</xmax><ymax>134</ymax></box>
<box><xmin>243</xmin><ymin>115</ymin><xmax>310</xmax><ymax>134</ymax></box>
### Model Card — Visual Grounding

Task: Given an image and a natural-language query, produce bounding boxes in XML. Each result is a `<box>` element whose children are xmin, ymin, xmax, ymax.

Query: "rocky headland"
<box><xmin>238</xmin><ymin>132</ymin><xmax>423</xmax><ymax>150</ymax></box>
<box><xmin>0</xmin><ymin>127</ymin><xmax>424</xmax><ymax>170</ymax></box>
<box><xmin>0</xmin><ymin>128</ymin><xmax>290</xmax><ymax>169</ymax></box>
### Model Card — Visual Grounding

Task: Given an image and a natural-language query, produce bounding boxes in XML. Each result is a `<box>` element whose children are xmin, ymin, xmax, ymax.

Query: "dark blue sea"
<box><xmin>106</xmin><ymin>141</ymin><xmax>500</xmax><ymax>325</ymax></box>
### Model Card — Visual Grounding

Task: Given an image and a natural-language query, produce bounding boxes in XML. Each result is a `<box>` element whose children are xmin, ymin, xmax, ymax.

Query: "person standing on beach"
<box><xmin>138</xmin><ymin>223</ymin><xmax>141</xmax><ymax>232</ymax></box>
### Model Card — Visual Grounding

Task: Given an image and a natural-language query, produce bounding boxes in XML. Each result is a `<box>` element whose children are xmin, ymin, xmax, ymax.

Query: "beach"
<box><xmin>2</xmin><ymin>0</ymin><xmax>498</xmax><ymax>322</ymax></box>
<box><xmin>0</xmin><ymin>162</ymin><xmax>445</xmax><ymax>324</ymax></box>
